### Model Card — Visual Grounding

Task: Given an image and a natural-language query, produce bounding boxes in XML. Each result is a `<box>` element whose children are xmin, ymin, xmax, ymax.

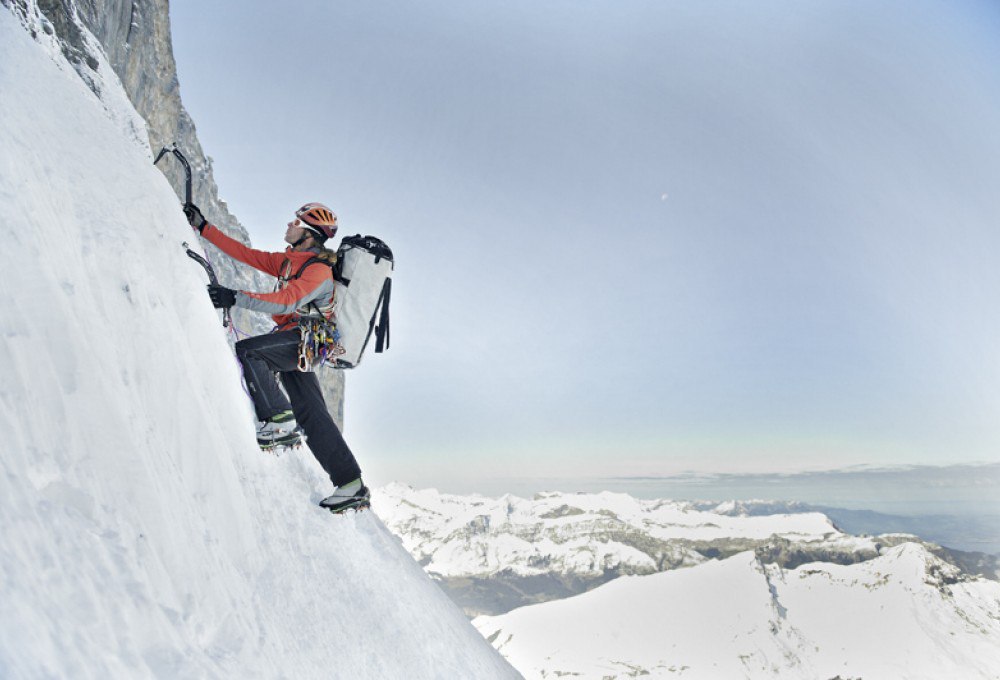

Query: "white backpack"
<box><xmin>330</xmin><ymin>235</ymin><xmax>393</xmax><ymax>368</ymax></box>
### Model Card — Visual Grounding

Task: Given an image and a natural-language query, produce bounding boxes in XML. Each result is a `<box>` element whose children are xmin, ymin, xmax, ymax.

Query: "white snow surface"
<box><xmin>474</xmin><ymin>543</ymin><xmax>1000</xmax><ymax>680</ymax></box>
<box><xmin>0</xmin><ymin>10</ymin><xmax>517</xmax><ymax>679</ymax></box>
<box><xmin>373</xmin><ymin>483</ymin><xmax>852</xmax><ymax>578</ymax></box>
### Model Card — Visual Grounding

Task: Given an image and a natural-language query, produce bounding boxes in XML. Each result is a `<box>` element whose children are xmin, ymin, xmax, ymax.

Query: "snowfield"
<box><xmin>0</xmin><ymin>8</ymin><xmax>517</xmax><ymax>678</ymax></box>
<box><xmin>474</xmin><ymin>543</ymin><xmax>1000</xmax><ymax>680</ymax></box>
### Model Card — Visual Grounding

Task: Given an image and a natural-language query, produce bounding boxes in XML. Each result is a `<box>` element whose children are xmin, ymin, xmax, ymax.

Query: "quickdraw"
<box><xmin>297</xmin><ymin>316</ymin><xmax>346</xmax><ymax>371</ymax></box>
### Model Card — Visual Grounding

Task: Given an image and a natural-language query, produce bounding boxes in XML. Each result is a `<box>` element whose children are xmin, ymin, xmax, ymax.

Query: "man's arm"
<box><xmin>201</xmin><ymin>224</ymin><xmax>286</xmax><ymax>277</ymax></box>
<box><xmin>234</xmin><ymin>263</ymin><xmax>334</xmax><ymax>316</ymax></box>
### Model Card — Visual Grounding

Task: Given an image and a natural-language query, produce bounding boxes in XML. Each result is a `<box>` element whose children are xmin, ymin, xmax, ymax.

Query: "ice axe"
<box><xmin>153</xmin><ymin>143</ymin><xmax>193</xmax><ymax>205</ymax></box>
<box><xmin>156</xmin><ymin>145</ymin><xmax>231</xmax><ymax>328</ymax></box>
<box><xmin>182</xmin><ymin>241</ymin><xmax>231</xmax><ymax>328</ymax></box>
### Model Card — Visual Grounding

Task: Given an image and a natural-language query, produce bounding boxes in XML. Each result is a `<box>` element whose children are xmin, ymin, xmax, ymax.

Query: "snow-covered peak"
<box><xmin>0</xmin><ymin>9</ymin><xmax>516</xmax><ymax>677</ymax></box>
<box><xmin>475</xmin><ymin>542</ymin><xmax>1000</xmax><ymax>679</ymax></box>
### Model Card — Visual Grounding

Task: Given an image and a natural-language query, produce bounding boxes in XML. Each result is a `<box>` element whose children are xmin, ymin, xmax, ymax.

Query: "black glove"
<box><xmin>207</xmin><ymin>284</ymin><xmax>236</xmax><ymax>309</ymax></box>
<box><xmin>183</xmin><ymin>202</ymin><xmax>207</xmax><ymax>233</ymax></box>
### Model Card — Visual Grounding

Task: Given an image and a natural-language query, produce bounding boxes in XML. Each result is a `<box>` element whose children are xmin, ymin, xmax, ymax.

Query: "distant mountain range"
<box><xmin>372</xmin><ymin>484</ymin><xmax>998</xmax><ymax>617</ymax></box>
<box><xmin>372</xmin><ymin>484</ymin><xmax>1000</xmax><ymax>678</ymax></box>
<box><xmin>693</xmin><ymin>499</ymin><xmax>1000</xmax><ymax>581</ymax></box>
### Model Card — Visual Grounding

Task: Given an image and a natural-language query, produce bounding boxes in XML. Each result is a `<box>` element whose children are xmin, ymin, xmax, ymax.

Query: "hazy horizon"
<box><xmin>403</xmin><ymin>461</ymin><xmax>1000</xmax><ymax>515</ymax></box>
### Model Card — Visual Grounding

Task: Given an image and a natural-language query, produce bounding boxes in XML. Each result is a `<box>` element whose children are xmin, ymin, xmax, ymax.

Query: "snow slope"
<box><xmin>0</xmin><ymin>9</ymin><xmax>517</xmax><ymax>678</ymax></box>
<box><xmin>475</xmin><ymin>544</ymin><xmax>1000</xmax><ymax>679</ymax></box>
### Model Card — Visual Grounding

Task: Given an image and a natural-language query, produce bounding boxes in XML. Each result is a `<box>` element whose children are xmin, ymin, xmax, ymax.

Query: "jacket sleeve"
<box><xmin>201</xmin><ymin>224</ymin><xmax>286</xmax><ymax>277</ymax></box>
<box><xmin>233</xmin><ymin>263</ymin><xmax>335</xmax><ymax>316</ymax></box>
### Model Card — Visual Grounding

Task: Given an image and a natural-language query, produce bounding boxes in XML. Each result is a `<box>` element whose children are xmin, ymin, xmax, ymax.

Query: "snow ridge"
<box><xmin>474</xmin><ymin>544</ymin><xmax>1000</xmax><ymax>679</ymax></box>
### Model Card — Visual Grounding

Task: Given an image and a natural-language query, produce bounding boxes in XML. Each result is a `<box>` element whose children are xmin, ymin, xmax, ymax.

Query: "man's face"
<box><xmin>284</xmin><ymin>220</ymin><xmax>309</xmax><ymax>246</ymax></box>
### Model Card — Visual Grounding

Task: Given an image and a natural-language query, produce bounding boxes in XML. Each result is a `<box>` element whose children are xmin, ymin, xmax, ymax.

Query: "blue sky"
<box><xmin>170</xmin><ymin>1</ymin><xmax>1000</xmax><ymax>490</ymax></box>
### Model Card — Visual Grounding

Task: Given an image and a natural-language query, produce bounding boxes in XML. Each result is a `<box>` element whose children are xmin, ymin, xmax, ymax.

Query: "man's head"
<box><xmin>286</xmin><ymin>202</ymin><xmax>338</xmax><ymax>248</ymax></box>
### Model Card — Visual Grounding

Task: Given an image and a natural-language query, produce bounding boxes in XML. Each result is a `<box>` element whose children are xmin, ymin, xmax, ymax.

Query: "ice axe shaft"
<box><xmin>153</xmin><ymin>144</ymin><xmax>193</xmax><ymax>205</ymax></box>
<box><xmin>182</xmin><ymin>241</ymin><xmax>231</xmax><ymax>328</ymax></box>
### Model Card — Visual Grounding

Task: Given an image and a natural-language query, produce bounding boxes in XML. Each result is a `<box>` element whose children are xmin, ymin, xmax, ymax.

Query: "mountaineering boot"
<box><xmin>320</xmin><ymin>478</ymin><xmax>371</xmax><ymax>514</ymax></box>
<box><xmin>257</xmin><ymin>410</ymin><xmax>301</xmax><ymax>450</ymax></box>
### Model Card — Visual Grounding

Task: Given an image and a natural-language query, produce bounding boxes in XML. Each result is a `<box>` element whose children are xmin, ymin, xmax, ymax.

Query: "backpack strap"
<box><xmin>277</xmin><ymin>256</ymin><xmax>332</xmax><ymax>286</ymax></box>
<box><xmin>292</xmin><ymin>256</ymin><xmax>332</xmax><ymax>280</ymax></box>
<box><xmin>290</xmin><ymin>256</ymin><xmax>335</xmax><ymax>318</ymax></box>
<box><xmin>374</xmin><ymin>277</ymin><xmax>391</xmax><ymax>353</ymax></box>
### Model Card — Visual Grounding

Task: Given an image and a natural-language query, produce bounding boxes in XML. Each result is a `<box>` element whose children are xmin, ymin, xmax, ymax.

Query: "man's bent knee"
<box><xmin>235</xmin><ymin>338</ymin><xmax>252</xmax><ymax>360</ymax></box>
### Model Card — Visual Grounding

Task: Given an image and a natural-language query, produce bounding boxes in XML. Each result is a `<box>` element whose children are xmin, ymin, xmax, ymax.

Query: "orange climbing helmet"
<box><xmin>295</xmin><ymin>202</ymin><xmax>338</xmax><ymax>241</ymax></box>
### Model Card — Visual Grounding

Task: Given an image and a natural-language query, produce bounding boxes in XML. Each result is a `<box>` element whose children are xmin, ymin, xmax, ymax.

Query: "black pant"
<box><xmin>235</xmin><ymin>330</ymin><xmax>361</xmax><ymax>487</ymax></box>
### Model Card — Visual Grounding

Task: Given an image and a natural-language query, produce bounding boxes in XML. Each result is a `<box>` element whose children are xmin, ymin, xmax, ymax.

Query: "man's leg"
<box><xmin>234</xmin><ymin>331</ymin><xmax>300</xmax><ymax>421</ymax></box>
<box><xmin>280</xmin><ymin>369</ymin><xmax>362</xmax><ymax>487</ymax></box>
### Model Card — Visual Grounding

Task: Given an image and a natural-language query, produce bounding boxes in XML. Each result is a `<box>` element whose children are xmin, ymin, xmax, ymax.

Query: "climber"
<box><xmin>183</xmin><ymin>201</ymin><xmax>369</xmax><ymax>513</ymax></box>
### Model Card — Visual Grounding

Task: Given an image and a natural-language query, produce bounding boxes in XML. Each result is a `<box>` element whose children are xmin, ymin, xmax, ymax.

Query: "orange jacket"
<box><xmin>201</xmin><ymin>224</ymin><xmax>335</xmax><ymax>331</ymax></box>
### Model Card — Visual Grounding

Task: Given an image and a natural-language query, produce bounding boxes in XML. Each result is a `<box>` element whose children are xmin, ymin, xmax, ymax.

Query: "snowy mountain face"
<box><xmin>375</xmin><ymin>486</ymin><xmax>1000</xmax><ymax>679</ymax></box>
<box><xmin>0</xmin><ymin>6</ymin><xmax>517</xmax><ymax>677</ymax></box>
<box><xmin>1</xmin><ymin>0</ymin><xmax>346</xmax><ymax>423</ymax></box>
<box><xmin>373</xmin><ymin>484</ymin><xmax>932</xmax><ymax>616</ymax></box>
<box><xmin>475</xmin><ymin>543</ymin><xmax>1000</xmax><ymax>680</ymax></box>
<box><xmin>2</xmin><ymin>0</ymin><xmax>264</xmax><ymax>315</ymax></box>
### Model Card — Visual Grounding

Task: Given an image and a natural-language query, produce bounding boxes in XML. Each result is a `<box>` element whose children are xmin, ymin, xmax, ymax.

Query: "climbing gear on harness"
<box><xmin>182</xmin><ymin>241</ymin><xmax>231</xmax><ymax>327</ymax></box>
<box><xmin>297</xmin><ymin>315</ymin><xmax>345</xmax><ymax>371</ymax></box>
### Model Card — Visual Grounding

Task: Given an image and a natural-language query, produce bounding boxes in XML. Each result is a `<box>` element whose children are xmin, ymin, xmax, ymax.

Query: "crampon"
<box><xmin>320</xmin><ymin>485</ymin><xmax>372</xmax><ymax>515</ymax></box>
<box><xmin>323</xmin><ymin>497</ymin><xmax>371</xmax><ymax>515</ymax></box>
<box><xmin>258</xmin><ymin>434</ymin><xmax>303</xmax><ymax>454</ymax></box>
